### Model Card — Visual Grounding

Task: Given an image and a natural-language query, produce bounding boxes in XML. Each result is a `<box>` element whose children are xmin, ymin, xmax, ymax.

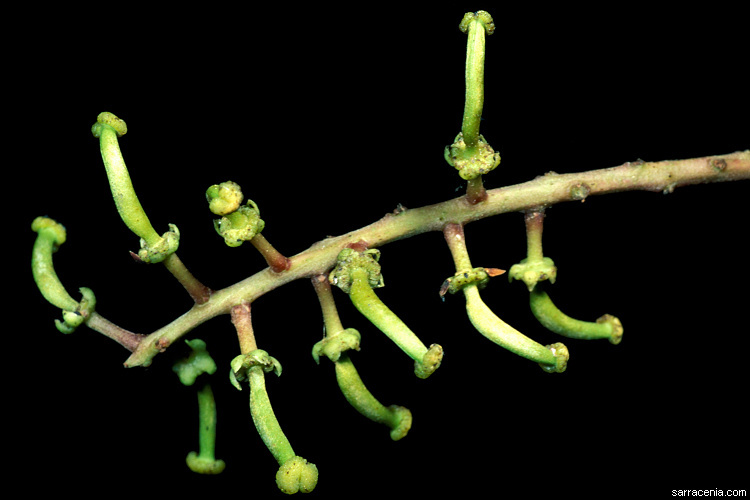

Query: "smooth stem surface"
<box><xmin>196</xmin><ymin>383</ymin><xmax>219</xmax><ymax>457</ymax></box>
<box><xmin>464</xmin><ymin>286</ymin><xmax>556</xmax><ymax>366</ymax></box>
<box><xmin>443</xmin><ymin>223</ymin><xmax>473</xmax><ymax>271</ymax></box>
<box><xmin>86</xmin><ymin>312</ymin><xmax>142</xmax><ymax>352</ymax></box>
<box><xmin>312</xmin><ymin>275</ymin><xmax>344</xmax><ymax>335</ymax></box>
<box><xmin>462</xmin><ymin>15</ymin><xmax>488</xmax><ymax>150</ymax></box>
<box><xmin>524</xmin><ymin>210</ymin><xmax>545</xmax><ymax>262</ymax></box>
<box><xmin>530</xmin><ymin>288</ymin><xmax>622</xmax><ymax>343</ymax></box>
<box><xmin>163</xmin><ymin>253</ymin><xmax>211</xmax><ymax>304</ymax></box>
<box><xmin>231</xmin><ymin>302</ymin><xmax>257</xmax><ymax>354</ymax></box>
<box><xmin>251</xmin><ymin>234</ymin><xmax>291</xmax><ymax>273</ymax></box>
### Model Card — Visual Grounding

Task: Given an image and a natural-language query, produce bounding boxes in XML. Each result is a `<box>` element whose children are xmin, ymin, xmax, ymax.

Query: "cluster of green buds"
<box><xmin>206</xmin><ymin>181</ymin><xmax>265</xmax><ymax>247</ymax></box>
<box><xmin>227</xmin><ymin>303</ymin><xmax>319</xmax><ymax>494</ymax></box>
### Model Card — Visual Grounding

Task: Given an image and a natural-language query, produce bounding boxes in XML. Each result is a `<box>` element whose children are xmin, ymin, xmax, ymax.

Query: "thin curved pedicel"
<box><xmin>510</xmin><ymin>209</ymin><xmax>623</xmax><ymax>344</ymax></box>
<box><xmin>311</xmin><ymin>275</ymin><xmax>412</xmax><ymax>440</ymax></box>
<box><xmin>443</xmin><ymin>223</ymin><xmax>567</xmax><ymax>372</ymax></box>
<box><xmin>91</xmin><ymin>112</ymin><xmax>179</xmax><ymax>263</ymax></box>
<box><xmin>31</xmin><ymin>216</ymin><xmax>96</xmax><ymax>333</ymax></box>
<box><xmin>329</xmin><ymin>248</ymin><xmax>443</xmax><ymax>379</ymax></box>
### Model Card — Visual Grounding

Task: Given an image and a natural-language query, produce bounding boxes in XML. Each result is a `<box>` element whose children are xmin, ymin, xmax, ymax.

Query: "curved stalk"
<box><xmin>247</xmin><ymin>365</ymin><xmax>318</xmax><ymax>494</ymax></box>
<box><xmin>334</xmin><ymin>354</ymin><xmax>412</xmax><ymax>441</ymax></box>
<box><xmin>464</xmin><ymin>285</ymin><xmax>559</xmax><ymax>368</ymax></box>
<box><xmin>529</xmin><ymin>288</ymin><xmax>623</xmax><ymax>344</ymax></box>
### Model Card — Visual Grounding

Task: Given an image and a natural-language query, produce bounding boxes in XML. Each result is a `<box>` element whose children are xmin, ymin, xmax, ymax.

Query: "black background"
<box><xmin>13</xmin><ymin>5</ymin><xmax>747</xmax><ymax>497</ymax></box>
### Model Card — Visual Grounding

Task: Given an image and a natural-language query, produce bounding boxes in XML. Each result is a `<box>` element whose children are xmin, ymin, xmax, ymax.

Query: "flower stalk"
<box><xmin>246</xmin><ymin>362</ymin><xmax>318</xmax><ymax>494</ymax></box>
<box><xmin>445</xmin><ymin>11</ymin><xmax>501</xmax><ymax>204</ymax></box>
<box><xmin>172</xmin><ymin>338</ymin><xmax>225</xmax><ymax>475</ymax></box>
<box><xmin>510</xmin><ymin>209</ymin><xmax>624</xmax><ymax>344</ymax></box>
<box><xmin>31</xmin><ymin>216</ymin><xmax>97</xmax><ymax>333</ymax></box>
<box><xmin>228</xmin><ymin>304</ymin><xmax>317</xmax><ymax>494</ymax></box>
<box><xmin>119</xmin><ymin>149</ymin><xmax>748</xmax><ymax>369</ymax></box>
<box><xmin>443</xmin><ymin>223</ymin><xmax>568</xmax><ymax>372</ymax></box>
<box><xmin>91</xmin><ymin>112</ymin><xmax>210</xmax><ymax>303</ymax></box>
<box><xmin>311</xmin><ymin>275</ymin><xmax>412</xmax><ymax>440</ymax></box>
<box><xmin>329</xmin><ymin>248</ymin><xmax>443</xmax><ymax>379</ymax></box>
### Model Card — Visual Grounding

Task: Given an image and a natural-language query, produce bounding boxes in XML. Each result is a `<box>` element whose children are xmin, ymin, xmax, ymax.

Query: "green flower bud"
<box><xmin>213</xmin><ymin>201</ymin><xmax>265</xmax><ymax>248</ymax></box>
<box><xmin>206</xmin><ymin>181</ymin><xmax>244</xmax><ymax>216</ymax></box>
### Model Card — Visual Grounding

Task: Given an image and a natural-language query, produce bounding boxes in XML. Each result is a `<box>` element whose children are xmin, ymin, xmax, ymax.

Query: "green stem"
<box><xmin>122</xmin><ymin>151</ymin><xmax>750</xmax><ymax>368</ymax></box>
<box><xmin>247</xmin><ymin>365</ymin><xmax>319</xmax><ymax>494</ymax></box>
<box><xmin>31</xmin><ymin>217</ymin><xmax>78</xmax><ymax>312</ymax></box>
<box><xmin>349</xmin><ymin>268</ymin><xmax>426</xmax><ymax>361</ymax></box>
<box><xmin>443</xmin><ymin>223</ymin><xmax>566</xmax><ymax>371</ymax></box>
<box><xmin>464</xmin><ymin>285</ymin><xmax>559</xmax><ymax>367</ymax></box>
<box><xmin>163</xmin><ymin>253</ymin><xmax>212</xmax><ymax>304</ymax></box>
<box><xmin>231</xmin><ymin>302</ymin><xmax>257</xmax><ymax>354</ymax></box>
<box><xmin>92</xmin><ymin>113</ymin><xmax>161</xmax><ymax>246</ymax></box>
<box><xmin>250</xmin><ymin>234</ymin><xmax>291</xmax><ymax>273</ymax></box>
<box><xmin>466</xmin><ymin>176</ymin><xmax>488</xmax><ymax>204</ymax></box>
<box><xmin>516</xmin><ymin>209</ymin><xmax>624</xmax><ymax>344</ymax></box>
<box><xmin>348</xmin><ymin>267</ymin><xmax>442</xmax><ymax>379</ymax></box>
<box><xmin>524</xmin><ymin>209</ymin><xmax>545</xmax><ymax>263</ymax></box>
<box><xmin>196</xmin><ymin>383</ymin><xmax>218</xmax><ymax>456</ymax></box>
<box><xmin>312</xmin><ymin>274</ymin><xmax>345</xmax><ymax>335</ymax></box>
<box><xmin>92</xmin><ymin>112</ymin><xmax>211</xmax><ymax>301</ymax></box>
<box><xmin>86</xmin><ymin>312</ymin><xmax>143</xmax><ymax>352</ymax></box>
<box><xmin>248</xmin><ymin>365</ymin><xmax>295</xmax><ymax>465</ymax></box>
<box><xmin>460</xmin><ymin>11</ymin><xmax>493</xmax><ymax>150</ymax></box>
<box><xmin>311</xmin><ymin>275</ymin><xmax>411</xmax><ymax>439</ymax></box>
<box><xmin>334</xmin><ymin>354</ymin><xmax>412</xmax><ymax>441</ymax></box>
<box><xmin>185</xmin><ymin>382</ymin><xmax>225</xmax><ymax>474</ymax></box>
<box><xmin>529</xmin><ymin>287</ymin><xmax>623</xmax><ymax>344</ymax></box>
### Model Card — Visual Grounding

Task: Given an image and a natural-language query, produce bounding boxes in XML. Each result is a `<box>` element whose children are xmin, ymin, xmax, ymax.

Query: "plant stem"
<box><xmin>250</xmin><ymin>234</ymin><xmax>291</xmax><ymax>273</ymax></box>
<box><xmin>86</xmin><ymin>312</ymin><xmax>143</xmax><ymax>352</ymax></box>
<box><xmin>248</xmin><ymin>365</ymin><xmax>296</xmax><ymax>465</ymax></box>
<box><xmin>93</xmin><ymin>114</ymin><xmax>161</xmax><ymax>247</ymax></box>
<box><xmin>122</xmin><ymin>151</ymin><xmax>750</xmax><ymax>368</ymax></box>
<box><xmin>524</xmin><ymin>210</ymin><xmax>545</xmax><ymax>262</ymax></box>
<box><xmin>196</xmin><ymin>383</ymin><xmax>218</xmax><ymax>456</ymax></box>
<box><xmin>334</xmin><ymin>353</ymin><xmax>412</xmax><ymax>441</ymax></box>
<box><xmin>163</xmin><ymin>254</ymin><xmax>212</xmax><ymax>304</ymax></box>
<box><xmin>466</xmin><ymin>177</ymin><xmax>488</xmax><ymax>204</ymax></box>
<box><xmin>529</xmin><ymin>288</ymin><xmax>623</xmax><ymax>344</ymax></box>
<box><xmin>461</xmin><ymin>12</ymin><xmax>491</xmax><ymax>150</ymax></box>
<box><xmin>231</xmin><ymin>302</ymin><xmax>257</xmax><ymax>354</ymax></box>
<box><xmin>443</xmin><ymin>223</ymin><xmax>560</xmax><ymax>369</ymax></box>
